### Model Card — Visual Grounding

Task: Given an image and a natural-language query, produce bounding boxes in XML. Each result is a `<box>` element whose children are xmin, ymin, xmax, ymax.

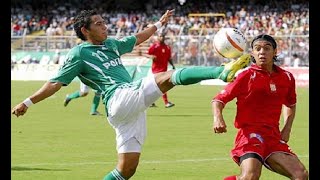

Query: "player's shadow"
<box><xmin>11</xmin><ymin>166</ymin><xmax>70</xmax><ymax>171</ymax></box>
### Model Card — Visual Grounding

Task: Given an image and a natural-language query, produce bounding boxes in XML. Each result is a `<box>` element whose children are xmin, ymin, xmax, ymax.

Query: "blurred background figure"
<box><xmin>293</xmin><ymin>53</ymin><xmax>301</xmax><ymax>67</ymax></box>
<box><xmin>147</xmin><ymin>33</ymin><xmax>176</xmax><ymax>108</ymax></box>
<box><xmin>64</xmin><ymin>81</ymin><xmax>102</xmax><ymax>116</ymax></box>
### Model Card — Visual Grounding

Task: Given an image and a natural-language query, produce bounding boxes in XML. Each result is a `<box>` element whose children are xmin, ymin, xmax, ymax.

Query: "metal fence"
<box><xmin>11</xmin><ymin>34</ymin><xmax>309</xmax><ymax>67</ymax></box>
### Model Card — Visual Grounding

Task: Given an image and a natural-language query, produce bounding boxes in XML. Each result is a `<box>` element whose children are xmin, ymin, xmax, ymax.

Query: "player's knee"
<box><xmin>239</xmin><ymin>171</ymin><xmax>261</xmax><ymax>180</ymax></box>
<box><xmin>80</xmin><ymin>92</ymin><xmax>89</xmax><ymax>97</ymax></box>
<box><xmin>292</xmin><ymin>168</ymin><xmax>308</xmax><ymax>180</ymax></box>
<box><xmin>118</xmin><ymin>164</ymin><xmax>138</xmax><ymax>179</ymax></box>
<box><xmin>154</xmin><ymin>70</ymin><xmax>173</xmax><ymax>80</ymax></box>
<box><xmin>154</xmin><ymin>70</ymin><xmax>175</xmax><ymax>92</ymax></box>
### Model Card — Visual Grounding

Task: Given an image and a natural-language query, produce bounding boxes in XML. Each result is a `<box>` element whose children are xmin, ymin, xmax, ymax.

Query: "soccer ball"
<box><xmin>213</xmin><ymin>28</ymin><xmax>247</xmax><ymax>59</ymax></box>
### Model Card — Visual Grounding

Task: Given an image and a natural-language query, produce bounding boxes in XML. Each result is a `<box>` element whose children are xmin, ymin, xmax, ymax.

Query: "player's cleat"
<box><xmin>218</xmin><ymin>53</ymin><xmax>251</xmax><ymax>82</ymax></box>
<box><xmin>150</xmin><ymin>103</ymin><xmax>157</xmax><ymax>107</ymax></box>
<box><xmin>165</xmin><ymin>102</ymin><xmax>175</xmax><ymax>108</ymax></box>
<box><xmin>64</xmin><ymin>95</ymin><xmax>71</xmax><ymax>107</ymax></box>
<box><xmin>90</xmin><ymin>111</ymin><xmax>102</xmax><ymax>116</ymax></box>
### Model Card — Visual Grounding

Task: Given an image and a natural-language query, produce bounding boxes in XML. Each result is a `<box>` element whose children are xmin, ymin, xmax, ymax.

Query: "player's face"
<box><xmin>251</xmin><ymin>40</ymin><xmax>277</xmax><ymax>67</ymax></box>
<box><xmin>86</xmin><ymin>15</ymin><xmax>108</xmax><ymax>44</ymax></box>
<box><xmin>159</xmin><ymin>36</ymin><xmax>165</xmax><ymax>43</ymax></box>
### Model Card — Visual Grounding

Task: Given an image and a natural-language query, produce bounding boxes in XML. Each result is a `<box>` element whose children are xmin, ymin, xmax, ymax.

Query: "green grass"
<box><xmin>11</xmin><ymin>81</ymin><xmax>309</xmax><ymax>180</ymax></box>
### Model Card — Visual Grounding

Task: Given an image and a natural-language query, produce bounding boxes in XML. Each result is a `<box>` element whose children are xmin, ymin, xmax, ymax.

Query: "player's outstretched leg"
<box><xmin>64</xmin><ymin>94</ymin><xmax>71</xmax><ymax>107</ymax></box>
<box><xmin>218</xmin><ymin>53</ymin><xmax>251</xmax><ymax>82</ymax></box>
<box><xmin>170</xmin><ymin>54</ymin><xmax>250</xmax><ymax>86</ymax></box>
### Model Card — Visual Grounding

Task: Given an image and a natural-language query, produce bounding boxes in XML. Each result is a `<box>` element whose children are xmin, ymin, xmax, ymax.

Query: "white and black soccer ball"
<box><xmin>213</xmin><ymin>28</ymin><xmax>247</xmax><ymax>59</ymax></box>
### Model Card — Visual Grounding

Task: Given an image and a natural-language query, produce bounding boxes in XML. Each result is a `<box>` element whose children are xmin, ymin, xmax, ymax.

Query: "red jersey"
<box><xmin>213</xmin><ymin>64</ymin><xmax>296</xmax><ymax>129</ymax></box>
<box><xmin>148</xmin><ymin>42</ymin><xmax>171</xmax><ymax>73</ymax></box>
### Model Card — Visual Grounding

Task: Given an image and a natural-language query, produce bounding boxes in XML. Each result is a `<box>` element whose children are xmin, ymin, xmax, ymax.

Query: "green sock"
<box><xmin>103</xmin><ymin>169</ymin><xmax>126</xmax><ymax>180</ymax></box>
<box><xmin>90</xmin><ymin>93</ymin><xmax>101</xmax><ymax>113</ymax></box>
<box><xmin>68</xmin><ymin>91</ymin><xmax>81</xmax><ymax>99</ymax></box>
<box><xmin>171</xmin><ymin>66</ymin><xmax>224</xmax><ymax>85</ymax></box>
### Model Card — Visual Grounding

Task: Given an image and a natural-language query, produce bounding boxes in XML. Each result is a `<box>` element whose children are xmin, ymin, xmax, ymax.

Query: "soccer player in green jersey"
<box><xmin>12</xmin><ymin>9</ymin><xmax>250</xmax><ymax>179</ymax></box>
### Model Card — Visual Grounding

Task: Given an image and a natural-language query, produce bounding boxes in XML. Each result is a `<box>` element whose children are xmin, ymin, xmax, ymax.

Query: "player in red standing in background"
<box><xmin>148</xmin><ymin>34</ymin><xmax>176</xmax><ymax>108</ymax></box>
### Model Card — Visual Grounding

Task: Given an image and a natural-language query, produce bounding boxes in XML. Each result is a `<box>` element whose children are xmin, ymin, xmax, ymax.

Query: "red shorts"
<box><xmin>231</xmin><ymin>126</ymin><xmax>296</xmax><ymax>167</ymax></box>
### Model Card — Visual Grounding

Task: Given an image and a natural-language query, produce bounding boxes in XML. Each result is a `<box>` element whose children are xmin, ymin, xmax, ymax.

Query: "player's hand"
<box><xmin>213</xmin><ymin>117</ymin><xmax>227</xmax><ymax>134</ymax></box>
<box><xmin>11</xmin><ymin>103</ymin><xmax>28</xmax><ymax>117</ymax></box>
<box><xmin>158</xmin><ymin>9</ymin><xmax>175</xmax><ymax>26</ymax></box>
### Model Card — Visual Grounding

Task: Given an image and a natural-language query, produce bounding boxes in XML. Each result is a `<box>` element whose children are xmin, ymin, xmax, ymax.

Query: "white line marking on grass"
<box><xmin>12</xmin><ymin>155</ymin><xmax>309</xmax><ymax>167</ymax></box>
<box><xmin>13</xmin><ymin>158</ymin><xmax>229</xmax><ymax>167</ymax></box>
<box><xmin>142</xmin><ymin>158</ymin><xmax>229</xmax><ymax>164</ymax></box>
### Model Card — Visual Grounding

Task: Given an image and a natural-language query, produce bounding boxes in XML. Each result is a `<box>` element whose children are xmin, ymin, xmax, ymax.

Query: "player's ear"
<box><xmin>274</xmin><ymin>49</ymin><xmax>277</xmax><ymax>56</ymax></box>
<box><xmin>81</xmin><ymin>27</ymin><xmax>89</xmax><ymax>35</ymax></box>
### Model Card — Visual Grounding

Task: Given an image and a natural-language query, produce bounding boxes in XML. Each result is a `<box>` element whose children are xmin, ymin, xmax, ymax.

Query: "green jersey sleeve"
<box><xmin>108</xmin><ymin>35</ymin><xmax>137</xmax><ymax>56</ymax></box>
<box><xmin>49</xmin><ymin>47</ymin><xmax>83</xmax><ymax>85</ymax></box>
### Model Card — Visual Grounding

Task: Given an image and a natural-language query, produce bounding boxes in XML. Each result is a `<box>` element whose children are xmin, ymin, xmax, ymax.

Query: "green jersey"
<box><xmin>50</xmin><ymin>35</ymin><xmax>137</xmax><ymax>106</ymax></box>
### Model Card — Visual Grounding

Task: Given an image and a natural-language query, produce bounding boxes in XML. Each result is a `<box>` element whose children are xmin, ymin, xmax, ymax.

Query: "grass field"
<box><xmin>11</xmin><ymin>81</ymin><xmax>309</xmax><ymax>180</ymax></box>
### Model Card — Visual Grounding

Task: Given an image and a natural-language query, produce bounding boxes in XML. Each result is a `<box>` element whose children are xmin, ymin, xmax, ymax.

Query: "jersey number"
<box><xmin>91</xmin><ymin>50</ymin><xmax>115</xmax><ymax>84</ymax></box>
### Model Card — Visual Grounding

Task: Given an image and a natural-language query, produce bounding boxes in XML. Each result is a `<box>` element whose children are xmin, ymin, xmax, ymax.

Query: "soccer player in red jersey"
<box><xmin>212</xmin><ymin>34</ymin><xmax>308</xmax><ymax>180</ymax></box>
<box><xmin>148</xmin><ymin>34</ymin><xmax>175</xmax><ymax>108</ymax></box>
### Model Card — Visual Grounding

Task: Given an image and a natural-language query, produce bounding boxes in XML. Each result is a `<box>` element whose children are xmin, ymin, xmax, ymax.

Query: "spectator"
<box><xmin>293</xmin><ymin>53</ymin><xmax>300</xmax><ymax>67</ymax></box>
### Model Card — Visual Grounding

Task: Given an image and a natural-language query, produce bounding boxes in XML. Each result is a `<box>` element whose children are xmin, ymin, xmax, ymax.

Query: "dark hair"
<box><xmin>250</xmin><ymin>34</ymin><xmax>278</xmax><ymax>63</ymax></box>
<box><xmin>250</xmin><ymin>34</ymin><xmax>277</xmax><ymax>49</ymax></box>
<box><xmin>73</xmin><ymin>10</ymin><xmax>98</xmax><ymax>41</ymax></box>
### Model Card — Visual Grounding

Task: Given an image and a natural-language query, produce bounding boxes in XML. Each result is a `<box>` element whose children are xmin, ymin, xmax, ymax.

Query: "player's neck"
<box><xmin>86</xmin><ymin>39</ymin><xmax>104</xmax><ymax>45</ymax></box>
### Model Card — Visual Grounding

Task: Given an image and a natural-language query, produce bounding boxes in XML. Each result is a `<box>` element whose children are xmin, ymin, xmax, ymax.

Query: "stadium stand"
<box><xmin>11</xmin><ymin>0</ymin><xmax>309</xmax><ymax>66</ymax></box>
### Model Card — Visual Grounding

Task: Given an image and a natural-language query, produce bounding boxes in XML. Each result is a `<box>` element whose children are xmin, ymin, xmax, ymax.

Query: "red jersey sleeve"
<box><xmin>213</xmin><ymin>70</ymin><xmax>248</xmax><ymax>105</ymax></box>
<box><xmin>284</xmin><ymin>72</ymin><xmax>297</xmax><ymax>107</ymax></box>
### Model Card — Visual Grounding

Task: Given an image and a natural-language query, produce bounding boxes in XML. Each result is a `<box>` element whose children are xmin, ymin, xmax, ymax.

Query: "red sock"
<box><xmin>224</xmin><ymin>175</ymin><xmax>237</xmax><ymax>180</ymax></box>
<box><xmin>162</xmin><ymin>93</ymin><xmax>168</xmax><ymax>104</ymax></box>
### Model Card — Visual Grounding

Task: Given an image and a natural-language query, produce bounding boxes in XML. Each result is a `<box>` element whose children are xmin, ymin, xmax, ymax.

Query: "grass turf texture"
<box><xmin>11</xmin><ymin>81</ymin><xmax>309</xmax><ymax>180</ymax></box>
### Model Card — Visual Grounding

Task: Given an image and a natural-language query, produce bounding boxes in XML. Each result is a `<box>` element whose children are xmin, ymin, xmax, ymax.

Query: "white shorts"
<box><xmin>80</xmin><ymin>82</ymin><xmax>90</xmax><ymax>93</ymax></box>
<box><xmin>118</xmin><ymin>137</ymin><xmax>141</xmax><ymax>153</ymax></box>
<box><xmin>107</xmin><ymin>74</ymin><xmax>163</xmax><ymax>153</ymax></box>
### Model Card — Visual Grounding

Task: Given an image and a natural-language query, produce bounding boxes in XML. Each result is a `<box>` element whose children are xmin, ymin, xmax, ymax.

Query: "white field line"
<box><xmin>13</xmin><ymin>155</ymin><xmax>309</xmax><ymax>167</ymax></box>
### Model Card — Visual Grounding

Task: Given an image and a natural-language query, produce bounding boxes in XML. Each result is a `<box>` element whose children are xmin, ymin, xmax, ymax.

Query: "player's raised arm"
<box><xmin>135</xmin><ymin>9</ymin><xmax>174</xmax><ymax>46</ymax></box>
<box><xmin>11</xmin><ymin>81</ymin><xmax>63</xmax><ymax>117</ymax></box>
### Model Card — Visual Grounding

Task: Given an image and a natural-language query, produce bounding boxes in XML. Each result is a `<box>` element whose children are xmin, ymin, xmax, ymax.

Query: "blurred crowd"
<box><xmin>11</xmin><ymin>0</ymin><xmax>309</xmax><ymax>67</ymax></box>
<box><xmin>11</xmin><ymin>0</ymin><xmax>309</xmax><ymax>36</ymax></box>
